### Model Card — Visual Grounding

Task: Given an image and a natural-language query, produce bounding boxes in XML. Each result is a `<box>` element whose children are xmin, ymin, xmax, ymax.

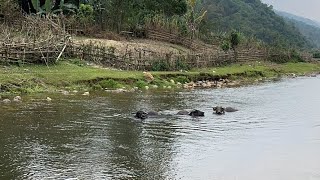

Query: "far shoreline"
<box><xmin>0</xmin><ymin>60</ymin><xmax>320</xmax><ymax>99</ymax></box>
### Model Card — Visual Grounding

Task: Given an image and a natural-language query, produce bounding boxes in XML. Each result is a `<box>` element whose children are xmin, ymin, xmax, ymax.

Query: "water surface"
<box><xmin>1</xmin><ymin>77</ymin><xmax>320</xmax><ymax>180</ymax></box>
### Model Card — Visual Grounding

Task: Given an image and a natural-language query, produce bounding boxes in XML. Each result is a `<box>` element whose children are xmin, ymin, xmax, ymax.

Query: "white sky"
<box><xmin>261</xmin><ymin>0</ymin><xmax>320</xmax><ymax>22</ymax></box>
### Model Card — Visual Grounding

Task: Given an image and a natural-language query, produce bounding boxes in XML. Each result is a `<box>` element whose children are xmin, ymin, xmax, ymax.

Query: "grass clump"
<box><xmin>174</xmin><ymin>76</ymin><xmax>190</xmax><ymax>84</ymax></box>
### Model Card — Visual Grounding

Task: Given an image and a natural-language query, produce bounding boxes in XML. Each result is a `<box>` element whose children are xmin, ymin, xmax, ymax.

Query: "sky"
<box><xmin>261</xmin><ymin>0</ymin><xmax>320</xmax><ymax>22</ymax></box>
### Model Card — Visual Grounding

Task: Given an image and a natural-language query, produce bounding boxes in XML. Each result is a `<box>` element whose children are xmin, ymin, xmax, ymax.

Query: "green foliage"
<box><xmin>313</xmin><ymin>52</ymin><xmax>320</xmax><ymax>58</ymax></box>
<box><xmin>151</xmin><ymin>58</ymin><xmax>189</xmax><ymax>71</ymax></box>
<box><xmin>30</xmin><ymin>0</ymin><xmax>78</xmax><ymax>15</ymax></box>
<box><xmin>220</xmin><ymin>31</ymin><xmax>241</xmax><ymax>51</ymax></box>
<box><xmin>88</xmin><ymin>0</ymin><xmax>188</xmax><ymax>32</ymax></box>
<box><xmin>277</xmin><ymin>11</ymin><xmax>320</xmax><ymax>48</ymax></box>
<box><xmin>290</xmin><ymin>50</ymin><xmax>304</xmax><ymax>62</ymax></box>
<box><xmin>135</xmin><ymin>80</ymin><xmax>148</xmax><ymax>89</ymax></box>
<box><xmin>75</xmin><ymin>3</ymin><xmax>94</xmax><ymax>26</ymax></box>
<box><xmin>92</xmin><ymin>84</ymin><xmax>102</xmax><ymax>90</ymax></box>
<box><xmin>175</xmin><ymin>58</ymin><xmax>190</xmax><ymax>70</ymax></box>
<box><xmin>174</xmin><ymin>76</ymin><xmax>190</xmax><ymax>83</ymax></box>
<box><xmin>221</xmin><ymin>41</ymin><xmax>231</xmax><ymax>52</ymax></box>
<box><xmin>99</xmin><ymin>79</ymin><xmax>123</xmax><ymax>89</ymax></box>
<box><xmin>230</xmin><ymin>31</ymin><xmax>241</xmax><ymax>49</ymax></box>
<box><xmin>78</xmin><ymin>4</ymin><xmax>93</xmax><ymax>17</ymax></box>
<box><xmin>151</xmin><ymin>61</ymin><xmax>170</xmax><ymax>71</ymax></box>
<box><xmin>202</xmin><ymin>0</ymin><xmax>310</xmax><ymax>48</ymax></box>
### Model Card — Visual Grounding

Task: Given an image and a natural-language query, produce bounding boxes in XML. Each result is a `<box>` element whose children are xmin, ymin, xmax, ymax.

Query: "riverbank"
<box><xmin>0</xmin><ymin>60</ymin><xmax>320</xmax><ymax>97</ymax></box>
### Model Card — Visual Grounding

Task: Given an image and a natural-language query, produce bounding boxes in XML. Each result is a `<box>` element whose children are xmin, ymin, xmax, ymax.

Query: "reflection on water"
<box><xmin>1</xmin><ymin>77</ymin><xmax>320</xmax><ymax>179</ymax></box>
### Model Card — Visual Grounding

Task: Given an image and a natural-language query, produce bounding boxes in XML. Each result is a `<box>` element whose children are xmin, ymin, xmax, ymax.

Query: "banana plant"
<box><xmin>31</xmin><ymin>0</ymin><xmax>77</xmax><ymax>15</ymax></box>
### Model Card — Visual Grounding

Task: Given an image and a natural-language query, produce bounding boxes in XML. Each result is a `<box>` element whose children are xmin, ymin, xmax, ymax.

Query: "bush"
<box><xmin>175</xmin><ymin>59</ymin><xmax>189</xmax><ymax>70</ymax></box>
<box><xmin>99</xmin><ymin>79</ymin><xmax>123</xmax><ymax>89</ymax></box>
<box><xmin>290</xmin><ymin>50</ymin><xmax>304</xmax><ymax>62</ymax></box>
<box><xmin>174</xmin><ymin>76</ymin><xmax>190</xmax><ymax>83</ymax></box>
<box><xmin>151</xmin><ymin>60</ymin><xmax>170</xmax><ymax>71</ymax></box>
<box><xmin>135</xmin><ymin>80</ymin><xmax>148</xmax><ymax>89</ymax></box>
<box><xmin>220</xmin><ymin>41</ymin><xmax>230</xmax><ymax>52</ymax></box>
<box><xmin>313</xmin><ymin>52</ymin><xmax>320</xmax><ymax>58</ymax></box>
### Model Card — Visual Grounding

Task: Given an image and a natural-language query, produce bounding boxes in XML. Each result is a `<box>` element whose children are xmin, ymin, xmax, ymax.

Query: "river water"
<box><xmin>1</xmin><ymin>77</ymin><xmax>320</xmax><ymax>180</ymax></box>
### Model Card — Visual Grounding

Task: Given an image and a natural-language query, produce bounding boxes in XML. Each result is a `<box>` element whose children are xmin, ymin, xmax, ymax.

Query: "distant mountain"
<box><xmin>275</xmin><ymin>10</ymin><xmax>320</xmax><ymax>29</ymax></box>
<box><xmin>275</xmin><ymin>10</ymin><xmax>320</xmax><ymax>48</ymax></box>
<box><xmin>201</xmin><ymin>0</ymin><xmax>311</xmax><ymax>48</ymax></box>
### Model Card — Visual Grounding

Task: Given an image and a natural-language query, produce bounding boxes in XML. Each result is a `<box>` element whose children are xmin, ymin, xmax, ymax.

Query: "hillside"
<box><xmin>275</xmin><ymin>11</ymin><xmax>320</xmax><ymax>48</ymax></box>
<box><xmin>201</xmin><ymin>0</ymin><xmax>310</xmax><ymax>48</ymax></box>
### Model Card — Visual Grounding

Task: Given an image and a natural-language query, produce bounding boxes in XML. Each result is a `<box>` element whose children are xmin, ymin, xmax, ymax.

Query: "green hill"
<box><xmin>201</xmin><ymin>0</ymin><xmax>311</xmax><ymax>48</ymax></box>
<box><xmin>275</xmin><ymin>11</ymin><xmax>320</xmax><ymax>48</ymax></box>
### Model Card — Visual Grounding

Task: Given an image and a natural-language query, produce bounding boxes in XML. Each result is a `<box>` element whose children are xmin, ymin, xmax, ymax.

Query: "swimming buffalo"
<box><xmin>213</xmin><ymin>106</ymin><xmax>225</xmax><ymax>115</ymax></box>
<box><xmin>225</xmin><ymin>107</ymin><xmax>238</xmax><ymax>112</ymax></box>
<box><xmin>177</xmin><ymin>110</ymin><xmax>190</xmax><ymax>115</ymax></box>
<box><xmin>189</xmin><ymin>110</ymin><xmax>205</xmax><ymax>117</ymax></box>
<box><xmin>147</xmin><ymin>111</ymin><xmax>159</xmax><ymax>116</ymax></box>
<box><xmin>135</xmin><ymin>111</ymin><xmax>148</xmax><ymax>119</ymax></box>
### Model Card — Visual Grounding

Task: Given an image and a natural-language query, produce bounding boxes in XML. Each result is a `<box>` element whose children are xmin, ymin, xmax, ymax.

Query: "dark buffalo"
<box><xmin>147</xmin><ymin>111</ymin><xmax>159</xmax><ymax>116</ymax></box>
<box><xmin>189</xmin><ymin>110</ymin><xmax>205</xmax><ymax>117</ymax></box>
<box><xmin>135</xmin><ymin>111</ymin><xmax>148</xmax><ymax>119</ymax></box>
<box><xmin>213</xmin><ymin>106</ymin><xmax>225</xmax><ymax>115</ymax></box>
<box><xmin>225</xmin><ymin>107</ymin><xmax>238</xmax><ymax>112</ymax></box>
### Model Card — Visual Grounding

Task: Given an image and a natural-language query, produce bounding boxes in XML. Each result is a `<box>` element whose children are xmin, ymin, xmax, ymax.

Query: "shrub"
<box><xmin>175</xmin><ymin>59</ymin><xmax>189</xmax><ymax>70</ymax></box>
<box><xmin>174</xmin><ymin>76</ymin><xmax>190</xmax><ymax>83</ymax></box>
<box><xmin>151</xmin><ymin>60</ymin><xmax>170</xmax><ymax>71</ymax></box>
<box><xmin>135</xmin><ymin>80</ymin><xmax>148</xmax><ymax>89</ymax></box>
<box><xmin>290</xmin><ymin>50</ymin><xmax>304</xmax><ymax>62</ymax></box>
<box><xmin>220</xmin><ymin>41</ymin><xmax>230</xmax><ymax>52</ymax></box>
<box><xmin>92</xmin><ymin>84</ymin><xmax>103</xmax><ymax>90</ymax></box>
<box><xmin>313</xmin><ymin>52</ymin><xmax>320</xmax><ymax>58</ymax></box>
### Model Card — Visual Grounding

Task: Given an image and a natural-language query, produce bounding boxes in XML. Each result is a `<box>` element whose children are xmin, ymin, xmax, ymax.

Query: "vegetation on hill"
<box><xmin>275</xmin><ymin>11</ymin><xmax>320</xmax><ymax>29</ymax></box>
<box><xmin>1</xmin><ymin>0</ymin><xmax>314</xmax><ymax>50</ymax></box>
<box><xmin>199</xmin><ymin>0</ymin><xmax>310</xmax><ymax>48</ymax></box>
<box><xmin>276</xmin><ymin>11</ymin><xmax>320</xmax><ymax>48</ymax></box>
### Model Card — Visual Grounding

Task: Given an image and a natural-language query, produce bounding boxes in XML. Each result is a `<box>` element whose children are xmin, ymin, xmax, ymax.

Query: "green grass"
<box><xmin>0</xmin><ymin>60</ymin><xmax>319</xmax><ymax>94</ymax></box>
<box><xmin>0</xmin><ymin>62</ymin><xmax>143</xmax><ymax>84</ymax></box>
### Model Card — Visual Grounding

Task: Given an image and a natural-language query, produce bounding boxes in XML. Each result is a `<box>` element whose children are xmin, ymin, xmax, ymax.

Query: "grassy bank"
<box><xmin>0</xmin><ymin>60</ymin><xmax>319</xmax><ymax>95</ymax></box>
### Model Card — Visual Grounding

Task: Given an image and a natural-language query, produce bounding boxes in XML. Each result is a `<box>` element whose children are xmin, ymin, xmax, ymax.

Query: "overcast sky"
<box><xmin>261</xmin><ymin>0</ymin><xmax>320</xmax><ymax>22</ymax></box>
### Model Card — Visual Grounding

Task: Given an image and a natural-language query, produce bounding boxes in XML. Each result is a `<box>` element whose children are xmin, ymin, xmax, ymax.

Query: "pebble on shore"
<box><xmin>3</xmin><ymin>99</ymin><xmax>11</xmax><ymax>103</ymax></box>
<box><xmin>82</xmin><ymin>92</ymin><xmax>90</xmax><ymax>96</ymax></box>
<box><xmin>13</xmin><ymin>96</ymin><xmax>22</xmax><ymax>102</ymax></box>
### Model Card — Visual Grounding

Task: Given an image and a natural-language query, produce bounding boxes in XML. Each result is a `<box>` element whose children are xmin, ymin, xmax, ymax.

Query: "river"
<box><xmin>1</xmin><ymin>77</ymin><xmax>320</xmax><ymax>180</ymax></box>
